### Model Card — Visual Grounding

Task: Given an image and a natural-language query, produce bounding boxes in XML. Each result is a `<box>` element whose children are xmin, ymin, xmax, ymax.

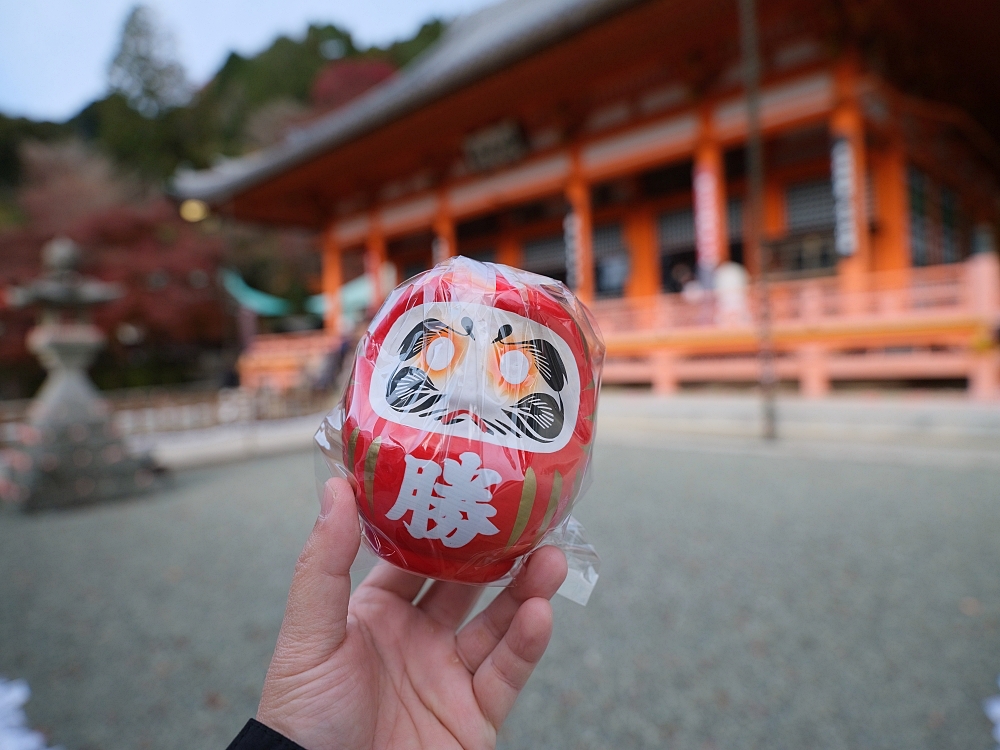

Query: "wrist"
<box><xmin>225</xmin><ymin>718</ymin><xmax>308</xmax><ymax>750</ymax></box>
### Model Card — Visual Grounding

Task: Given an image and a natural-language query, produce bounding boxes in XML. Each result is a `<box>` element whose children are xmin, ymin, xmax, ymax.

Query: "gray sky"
<box><xmin>0</xmin><ymin>0</ymin><xmax>496</xmax><ymax>122</ymax></box>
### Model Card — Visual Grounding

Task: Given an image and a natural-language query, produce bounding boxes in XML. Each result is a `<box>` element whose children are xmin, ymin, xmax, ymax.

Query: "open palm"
<box><xmin>257</xmin><ymin>478</ymin><xmax>568</xmax><ymax>750</ymax></box>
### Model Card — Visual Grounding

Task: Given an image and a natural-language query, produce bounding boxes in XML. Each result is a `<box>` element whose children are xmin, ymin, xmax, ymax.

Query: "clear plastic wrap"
<box><xmin>315</xmin><ymin>256</ymin><xmax>604</xmax><ymax>603</ymax></box>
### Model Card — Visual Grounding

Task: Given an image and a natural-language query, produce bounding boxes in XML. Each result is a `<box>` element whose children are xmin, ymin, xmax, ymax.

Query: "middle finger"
<box><xmin>455</xmin><ymin>546</ymin><xmax>567</xmax><ymax>672</ymax></box>
<box><xmin>417</xmin><ymin>580</ymin><xmax>485</xmax><ymax>630</ymax></box>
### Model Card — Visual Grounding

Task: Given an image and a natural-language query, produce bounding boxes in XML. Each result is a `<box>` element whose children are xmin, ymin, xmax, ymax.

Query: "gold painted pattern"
<box><xmin>346</xmin><ymin>427</ymin><xmax>361</xmax><ymax>474</ymax></box>
<box><xmin>534</xmin><ymin>470</ymin><xmax>562</xmax><ymax>545</ymax></box>
<box><xmin>363</xmin><ymin>437</ymin><xmax>382</xmax><ymax>515</ymax></box>
<box><xmin>506</xmin><ymin>467</ymin><xmax>537</xmax><ymax>549</ymax></box>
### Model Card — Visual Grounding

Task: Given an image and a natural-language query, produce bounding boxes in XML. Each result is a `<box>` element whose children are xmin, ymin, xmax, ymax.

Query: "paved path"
<box><xmin>2</xmin><ymin>406</ymin><xmax>1000</xmax><ymax>749</ymax></box>
<box><xmin>129</xmin><ymin>392</ymin><xmax>1000</xmax><ymax>471</ymax></box>
<box><xmin>598</xmin><ymin>390</ymin><xmax>1000</xmax><ymax>449</ymax></box>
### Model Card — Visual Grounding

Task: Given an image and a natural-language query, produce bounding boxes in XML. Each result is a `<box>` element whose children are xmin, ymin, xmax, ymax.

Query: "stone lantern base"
<box><xmin>1</xmin><ymin>323</ymin><xmax>161</xmax><ymax>512</ymax></box>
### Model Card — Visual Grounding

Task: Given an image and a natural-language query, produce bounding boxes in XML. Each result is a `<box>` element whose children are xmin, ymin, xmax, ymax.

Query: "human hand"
<box><xmin>256</xmin><ymin>478</ymin><xmax>568</xmax><ymax>750</ymax></box>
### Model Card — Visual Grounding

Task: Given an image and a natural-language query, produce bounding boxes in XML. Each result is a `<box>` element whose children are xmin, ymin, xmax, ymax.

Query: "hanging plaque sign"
<box><xmin>831</xmin><ymin>137</ymin><xmax>858</xmax><ymax>257</ymax></box>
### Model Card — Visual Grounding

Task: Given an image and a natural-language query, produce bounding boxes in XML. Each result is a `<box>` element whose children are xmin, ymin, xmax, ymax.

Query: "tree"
<box><xmin>108</xmin><ymin>5</ymin><xmax>190</xmax><ymax>118</ymax></box>
<box><xmin>17</xmin><ymin>139</ymin><xmax>140</xmax><ymax>234</ymax></box>
<box><xmin>310</xmin><ymin>59</ymin><xmax>396</xmax><ymax>114</ymax></box>
<box><xmin>243</xmin><ymin>98</ymin><xmax>308</xmax><ymax>150</ymax></box>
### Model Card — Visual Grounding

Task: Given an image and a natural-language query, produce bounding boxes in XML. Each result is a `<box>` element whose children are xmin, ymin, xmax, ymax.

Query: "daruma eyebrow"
<box><xmin>398</xmin><ymin>318</ymin><xmax>464</xmax><ymax>360</ymax></box>
<box><xmin>516</xmin><ymin>339</ymin><xmax>566</xmax><ymax>392</ymax></box>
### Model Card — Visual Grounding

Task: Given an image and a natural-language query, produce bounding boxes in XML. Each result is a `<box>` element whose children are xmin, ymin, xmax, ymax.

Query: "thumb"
<box><xmin>271</xmin><ymin>478</ymin><xmax>361</xmax><ymax>667</ymax></box>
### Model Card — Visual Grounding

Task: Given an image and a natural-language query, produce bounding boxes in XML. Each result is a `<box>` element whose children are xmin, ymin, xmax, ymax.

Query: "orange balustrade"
<box><xmin>237</xmin><ymin>331</ymin><xmax>340</xmax><ymax>393</ymax></box>
<box><xmin>595</xmin><ymin>254</ymin><xmax>1000</xmax><ymax>399</ymax></box>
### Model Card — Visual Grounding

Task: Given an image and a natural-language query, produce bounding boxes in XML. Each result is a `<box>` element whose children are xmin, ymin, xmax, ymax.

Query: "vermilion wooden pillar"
<box><xmin>749</xmin><ymin>177</ymin><xmax>784</xmax><ymax>277</ymax></box>
<box><xmin>830</xmin><ymin>60</ymin><xmax>872</xmax><ymax>294</ymax></box>
<box><xmin>497</xmin><ymin>233</ymin><xmax>522</xmax><ymax>268</ymax></box>
<box><xmin>566</xmin><ymin>151</ymin><xmax>595</xmax><ymax>302</ymax></box>
<box><xmin>321</xmin><ymin>227</ymin><xmax>342</xmax><ymax>335</ymax></box>
<box><xmin>432</xmin><ymin>191</ymin><xmax>456</xmax><ymax>265</ymax></box>
<box><xmin>967</xmin><ymin>252</ymin><xmax>1000</xmax><ymax>400</ymax></box>
<box><xmin>871</xmin><ymin>134</ymin><xmax>910</xmax><ymax>274</ymax></box>
<box><xmin>693</xmin><ymin>111</ymin><xmax>729</xmax><ymax>278</ymax></box>
<box><xmin>624</xmin><ymin>207</ymin><xmax>658</xmax><ymax>297</ymax></box>
<box><xmin>365</xmin><ymin>210</ymin><xmax>388</xmax><ymax>307</ymax></box>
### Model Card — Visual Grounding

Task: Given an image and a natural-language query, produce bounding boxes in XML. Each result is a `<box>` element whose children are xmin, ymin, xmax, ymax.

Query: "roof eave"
<box><xmin>170</xmin><ymin>0</ymin><xmax>647</xmax><ymax>207</ymax></box>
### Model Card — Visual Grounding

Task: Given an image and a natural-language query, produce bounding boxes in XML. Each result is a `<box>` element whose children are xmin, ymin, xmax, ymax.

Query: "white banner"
<box><xmin>694</xmin><ymin>166</ymin><xmax>721</xmax><ymax>273</ymax></box>
<box><xmin>831</xmin><ymin>138</ymin><xmax>858</xmax><ymax>257</ymax></box>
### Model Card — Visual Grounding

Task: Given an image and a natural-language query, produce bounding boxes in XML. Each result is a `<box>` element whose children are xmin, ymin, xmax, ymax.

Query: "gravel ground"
<box><xmin>2</xmin><ymin>424</ymin><xmax>1000</xmax><ymax>750</ymax></box>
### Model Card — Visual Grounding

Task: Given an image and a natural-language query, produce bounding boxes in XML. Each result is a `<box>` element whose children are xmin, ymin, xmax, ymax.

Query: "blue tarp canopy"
<box><xmin>304</xmin><ymin>264</ymin><xmax>398</xmax><ymax>321</ymax></box>
<box><xmin>223</xmin><ymin>264</ymin><xmax>397</xmax><ymax>321</ymax></box>
<box><xmin>220</xmin><ymin>269</ymin><xmax>292</xmax><ymax>316</ymax></box>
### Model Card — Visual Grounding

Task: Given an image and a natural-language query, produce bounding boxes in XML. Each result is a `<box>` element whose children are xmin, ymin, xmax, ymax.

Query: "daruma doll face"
<box><xmin>339</xmin><ymin>259</ymin><xmax>603</xmax><ymax>583</ymax></box>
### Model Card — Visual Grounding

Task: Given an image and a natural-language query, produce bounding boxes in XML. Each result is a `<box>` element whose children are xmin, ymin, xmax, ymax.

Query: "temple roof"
<box><xmin>171</xmin><ymin>0</ymin><xmax>644</xmax><ymax>205</ymax></box>
<box><xmin>171</xmin><ymin>0</ymin><xmax>1000</xmax><ymax>222</ymax></box>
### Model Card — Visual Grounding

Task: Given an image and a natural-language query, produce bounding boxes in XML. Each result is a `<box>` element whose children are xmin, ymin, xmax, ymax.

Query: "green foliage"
<box><xmin>0</xmin><ymin>199</ymin><xmax>24</xmax><ymax>229</ymax></box>
<box><xmin>385</xmin><ymin>19</ymin><xmax>447</xmax><ymax>68</ymax></box>
<box><xmin>72</xmin><ymin>93</ymin><xmax>198</xmax><ymax>180</ymax></box>
<box><xmin>187</xmin><ymin>24</ymin><xmax>358</xmax><ymax>159</ymax></box>
<box><xmin>89</xmin><ymin>349</ymin><xmax>199</xmax><ymax>389</ymax></box>
<box><xmin>0</xmin><ymin>114</ymin><xmax>72</xmax><ymax>189</ymax></box>
<box><xmin>108</xmin><ymin>5</ymin><xmax>190</xmax><ymax>117</ymax></box>
<box><xmin>4</xmin><ymin>16</ymin><xmax>447</xmax><ymax>186</ymax></box>
<box><xmin>223</xmin><ymin>225</ymin><xmax>319</xmax><ymax>302</ymax></box>
<box><xmin>0</xmin><ymin>14</ymin><xmax>448</xmax><ymax>388</ymax></box>
<box><xmin>0</xmin><ymin>115</ymin><xmax>72</xmax><ymax>228</ymax></box>
<box><xmin>221</xmin><ymin>26</ymin><xmax>356</xmax><ymax>108</ymax></box>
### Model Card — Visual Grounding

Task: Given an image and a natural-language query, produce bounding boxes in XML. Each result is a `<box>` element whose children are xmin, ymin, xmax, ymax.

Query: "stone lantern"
<box><xmin>2</xmin><ymin>237</ymin><xmax>160</xmax><ymax>511</ymax></box>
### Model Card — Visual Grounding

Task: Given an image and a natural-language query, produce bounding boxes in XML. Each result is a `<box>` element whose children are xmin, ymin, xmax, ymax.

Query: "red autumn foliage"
<box><xmin>310</xmin><ymin>59</ymin><xmax>396</xmax><ymax>113</ymax></box>
<box><xmin>78</xmin><ymin>200</ymin><xmax>227</xmax><ymax>350</ymax></box>
<box><xmin>16</xmin><ymin>140</ymin><xmax>138</xmax><ymax>236</ymax></box>
<box><xmin>0</xmin><ymin>227</ymin><xmax>49</xmax><ymax>368</ymax></box>
<box><xmin>0</xmin><ymin>200</ymin><xmax>227</xmax><ymax>370</ymax></box>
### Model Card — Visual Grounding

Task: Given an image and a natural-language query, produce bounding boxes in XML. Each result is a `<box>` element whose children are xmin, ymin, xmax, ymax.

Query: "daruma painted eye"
<box><xmin>425</xmin><ymin>336</ymin><xmax>455</xmax><ymax>371</ymax></box>
<box><xmin>499</xmin><ymin>349</ymin><xmax>530</xmax><ymax>384</ymax></box>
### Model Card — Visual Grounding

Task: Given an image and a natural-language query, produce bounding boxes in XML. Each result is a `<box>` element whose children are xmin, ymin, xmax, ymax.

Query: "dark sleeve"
<box><xmin>225</xmin><ymin>719</ymin><xmax>309</xmax><ymax>750</ymax></box>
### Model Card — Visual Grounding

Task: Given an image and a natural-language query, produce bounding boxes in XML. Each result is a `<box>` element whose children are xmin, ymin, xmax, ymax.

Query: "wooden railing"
<box><xmin>110</xmin><ymin>387</ymin><xmax>334</xmax><ymax>435</ymax></box>
<box><xmin>592</xmin><ymin>262</ymin><xmax>974</xmax><ymax>339</ymax></box>
<box><xmin>0</xmin><ymin>386</ymin><xmax>335</xmax><ymax>444</ymax></box>
<box><xmin>591</xmin><ymin>255</ymin><xmax>1000</xmax><ymax>399</ymax></box>
<box><xmin>238</xmin><ymin>331</ymin><xmax>340</xmax><ymax>392</ymax></box>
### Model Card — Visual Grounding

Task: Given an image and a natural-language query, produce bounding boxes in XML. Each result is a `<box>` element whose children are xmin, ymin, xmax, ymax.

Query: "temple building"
<box><xmin>174</xmin><ymin>0</ymin><xmax>1000</xmax><ymax>398</ymax></box>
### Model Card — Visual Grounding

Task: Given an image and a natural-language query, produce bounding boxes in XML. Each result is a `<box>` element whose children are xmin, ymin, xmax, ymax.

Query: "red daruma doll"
<box><xmin>317</xmin><ymin>256</ymin><xmax>604</xmax><ymax>584</ymax></box>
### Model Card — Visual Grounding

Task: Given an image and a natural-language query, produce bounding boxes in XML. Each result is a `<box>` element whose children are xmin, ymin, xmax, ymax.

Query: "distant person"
<box><xmin>225</xmin><ymin>478</ymin><xmax>567</xmax><ymax>750</ymax></box>
<box><xmin>312</xmin><ymin>338</ymin><xmax>352</xmax><ymax>391</ymax></box>
<box><xmin>671</xmin><ymin>263</ymin><xmax>703</xmax><ymax>303</ymax></box>
<box><xmin>221</xmin><ymin>368</ymin><xmax>240</xmax><ymax>389</ymax></box>
<box><xmin>714</xmin><ymin>261</ymin><xmax>751</xmax><ymax>326</ymax></box>
<box><xmin>672</xmin><ymin>263</ymin><xmax>713</xmax><ymax>324</ymax></box>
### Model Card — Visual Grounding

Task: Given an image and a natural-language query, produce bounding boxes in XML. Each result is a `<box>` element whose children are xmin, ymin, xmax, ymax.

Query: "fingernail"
<box><xmin>319</xmin><ymin>482</ymin><xmax>336</xmax><ymax>518</ymax></box>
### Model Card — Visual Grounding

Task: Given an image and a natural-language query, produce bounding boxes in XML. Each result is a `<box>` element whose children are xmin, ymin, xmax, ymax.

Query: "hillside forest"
<box><xmin>0</xmin><ymin>6</ymin><xmax>444</xmax><ymax>398</ymax></box>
